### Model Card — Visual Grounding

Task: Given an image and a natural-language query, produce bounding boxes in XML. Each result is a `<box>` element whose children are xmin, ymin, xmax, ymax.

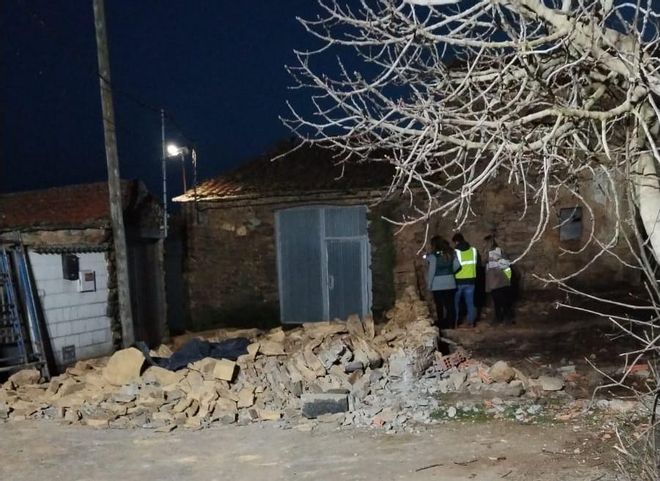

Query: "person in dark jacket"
<box><xmin>485</xmin><ymin>244</ymin><xmax>514</xmax><ymax>324</ymax></box>
<box><xmin>452</xmin><ymin>233</ymin><xmax>479</xmax><ymax>328</ymax></box>
<box><xmin>425</xmin><ymin>236</ymin><xmax>461</xmax><ymax>329</ymax></box>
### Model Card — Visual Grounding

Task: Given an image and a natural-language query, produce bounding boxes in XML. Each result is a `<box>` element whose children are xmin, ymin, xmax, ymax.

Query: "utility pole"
<box><xmin>92</xmin><ymin>0</ymin><xmax>134</xmax><ymax>347</ymax></box>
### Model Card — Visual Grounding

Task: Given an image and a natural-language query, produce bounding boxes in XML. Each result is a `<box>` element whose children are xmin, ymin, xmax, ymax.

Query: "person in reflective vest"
<box><xmin>485</xmin><ymin>244</ymin><xmax>514</xmax><ymax>324</ymax></box>
<box><xmin>452</xmin><ymin>233</ymin><xmax>479</xmax><ymax>327</ymax></box>
<box><xmin>424</xmin><ymin>236</ymin><xmax>461</xmax><ymax>329</ymax></box>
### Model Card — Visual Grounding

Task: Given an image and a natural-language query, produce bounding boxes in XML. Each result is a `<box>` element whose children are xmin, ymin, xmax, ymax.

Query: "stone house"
<box><xmin>175</xmin><ymin>145</ymin><xmax>639</xmax><ymax>330</ymax></box>
<box><xmin>0</xmin><ymin>180</ymin><xmax>166</xmax><ymax>371</ymax></box>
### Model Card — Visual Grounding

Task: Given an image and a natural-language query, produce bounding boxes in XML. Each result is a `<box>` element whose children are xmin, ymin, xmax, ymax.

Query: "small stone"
<box><xmin>450</xmin><ymin>370</ymin><xmax>468</xmax><ymax>390</ymax></box>
<box><xmin>537</xmin><ymin>376</ymin><xmax>564</xmax><ymax>391</ymax></box>
<box><xmin>489</xmin><ymin>361</ymin><xmax>516</xmax><ymax>383</ymax></box>
<box><xmin>527</xmin><ymin>404</ymin><xmax>543</xmax><ymax>415</ymax></box>
<box><xmin>447</xmin><ymin>406</ymin><xmax>457</xmax><ymax>418</ymax></box>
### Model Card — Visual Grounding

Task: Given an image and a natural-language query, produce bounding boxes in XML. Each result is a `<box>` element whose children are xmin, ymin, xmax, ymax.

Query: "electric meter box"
<box><xmin>77</xmin><ymin>270</ymin><xmax>96</xmax><ymax>292</ymax></box>
<box><xmin>62</xmin><ymin>254</ymin><xmax>79</xmax><ymax>280</ymax></box>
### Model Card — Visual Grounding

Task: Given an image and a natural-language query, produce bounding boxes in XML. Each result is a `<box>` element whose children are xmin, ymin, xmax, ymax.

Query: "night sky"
<box><xmin>0</xmin><ymin>1</ymin><xmax>319</xmax><ymax>199</ymax></box>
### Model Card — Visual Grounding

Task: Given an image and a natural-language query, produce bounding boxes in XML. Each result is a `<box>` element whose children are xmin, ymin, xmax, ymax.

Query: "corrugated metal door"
<box><xmin>276</xmin><ymin>208</ymin><xmax>325</xmax><ymax>324</ymax></box>
<box><xmin>276</xmin><ymin>205</ymin><xmax>370</xmax><ymax>324</ymax></box>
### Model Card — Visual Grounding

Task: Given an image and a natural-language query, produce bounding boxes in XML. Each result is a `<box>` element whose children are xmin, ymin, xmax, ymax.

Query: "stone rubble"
<box><xmin>0</xmin><ymin>286</ymin><xmax>646</xmax><ymax>433</ymax></box>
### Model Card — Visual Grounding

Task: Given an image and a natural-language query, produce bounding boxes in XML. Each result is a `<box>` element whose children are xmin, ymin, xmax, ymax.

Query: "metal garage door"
<box><xmin>276</xmin><ymin>205</ymin><xmax>371</xmax><ymax>324</ymax></box>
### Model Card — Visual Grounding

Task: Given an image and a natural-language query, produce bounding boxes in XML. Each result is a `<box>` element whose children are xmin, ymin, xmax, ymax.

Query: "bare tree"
<box><xmin>284</xmin><ymin>0</ymin><xmax>659</xmax><ymax>477</ymax></box>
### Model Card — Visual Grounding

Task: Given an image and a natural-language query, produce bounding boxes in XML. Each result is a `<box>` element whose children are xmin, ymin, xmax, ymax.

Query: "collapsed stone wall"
<box><xmin>0</xmin><ymin>288</ymin><xmax>438</xmax><ymax>430</ymax></box>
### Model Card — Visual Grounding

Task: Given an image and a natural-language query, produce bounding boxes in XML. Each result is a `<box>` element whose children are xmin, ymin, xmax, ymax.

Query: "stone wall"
<box><xmin>389</xmin><ymin>175</ymin><xmax>639</xmax><ymax>307</ymax></box>
<box><xmin>181</xmin><ymin>177</ymin><xmax>639</xmax><ymax>329</ymax></box>
<box><xmin>182</xmin><ymin>195</ymin><xmax>396</xmax><ymax>330</ymax></box>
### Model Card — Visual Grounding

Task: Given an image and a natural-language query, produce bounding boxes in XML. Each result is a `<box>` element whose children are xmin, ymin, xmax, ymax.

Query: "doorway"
<box><xmin>275</xmin><ymin>205</ymin><xmax>371</xmax><ymax>324</ymax></box>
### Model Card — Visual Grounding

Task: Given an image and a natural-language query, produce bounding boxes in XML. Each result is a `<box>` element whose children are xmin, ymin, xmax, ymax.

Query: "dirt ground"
<box><xmin>0</xmin><ymin>420</ymin><xmax>616</xmax><ymax>481</ymax></box>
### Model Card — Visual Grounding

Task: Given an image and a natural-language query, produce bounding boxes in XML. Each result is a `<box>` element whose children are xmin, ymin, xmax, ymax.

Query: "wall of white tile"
<box><xmin>28</xmin><ymin>251</ymin><xmax>114</xmax><ymax>369</ymax></box>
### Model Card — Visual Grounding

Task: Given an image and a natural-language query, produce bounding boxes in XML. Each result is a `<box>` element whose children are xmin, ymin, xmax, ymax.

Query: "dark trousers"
<box><xmin>432</xmin><ymin>289</ymin><xmax>456</xmax><ymax>329</ymax></box>
<box><xmin>491</xmin><ymin>286</ymin><xmax>513</xmax><ymax>324</ymax></box>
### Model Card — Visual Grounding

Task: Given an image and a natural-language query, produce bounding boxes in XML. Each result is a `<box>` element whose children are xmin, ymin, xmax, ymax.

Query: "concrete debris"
<box><xmin>0</xmin><ymin>287</ymin><xmax>440</xmax><ymax>431</ymax></box>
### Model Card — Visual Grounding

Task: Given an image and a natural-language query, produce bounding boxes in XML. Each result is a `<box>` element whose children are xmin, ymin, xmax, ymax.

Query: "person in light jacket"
<box><xmin>425</xmin><ymin>236</ymin><xmax>461</xmax><ymax>329</ymax></box>
<box><xmin>485</xmin><ymin>244</ymin><xmax>514</xmax><ymax>325</ymax></box>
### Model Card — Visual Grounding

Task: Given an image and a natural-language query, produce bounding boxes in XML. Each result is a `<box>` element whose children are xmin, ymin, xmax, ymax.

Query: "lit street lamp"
<box><xmin>162</xmin><ymin>141</ymin><xmax>199</xmax><ymax>237</ymax></box>
<box><xmin>160</xmin><ymin>109</ymin><xmax>199</xmax><ymax>237</ymax></box>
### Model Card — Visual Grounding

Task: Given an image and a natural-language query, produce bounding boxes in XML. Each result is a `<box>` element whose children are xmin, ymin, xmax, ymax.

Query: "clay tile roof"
<box><xmin>174</xmin><ymin>142</ymin><xmax>396</xmax><ymax>202</ymax></box>
<box><xmin>0</xmin><ymin>180</ymin><xmax>140</xmax><ymax>231</ymax></box>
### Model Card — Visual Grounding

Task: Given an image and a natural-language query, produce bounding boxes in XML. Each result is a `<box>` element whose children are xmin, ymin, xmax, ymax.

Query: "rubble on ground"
<box><xmin>0</xmin><ymin>286</ymin><xmax>648</xmax><ymax>432</ymax></box>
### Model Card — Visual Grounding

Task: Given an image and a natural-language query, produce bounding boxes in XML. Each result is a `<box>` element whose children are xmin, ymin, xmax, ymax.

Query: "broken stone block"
<box><xmin>103</xmin><ymin>348</ymin><xmax>145</xmax><ymax>386</ymax></box>
<box><xmin>258</xmin><ymin>409</ymin><xmax>281</xmax><ymax>421</ymax></box>
<box><xmin>346</xmin><ymin>314</ymin><xmax>366</xmax><ymax>339</ymax></box>
<box><xmin>302</xmin><ymin>321</ymin><xmax>348</xmax><ymax>339</ymax></box>
<box><xmin>303</xmin><ymin>346</ymin><xmax>326</xmax><ymax>377</ymax></box>
<box><xmin>63</xmin><ymin>408</ymin><xmax>81</xmax><ymax>423</ymax></box>
<box><xmin>260</xmin><ymin>340</ymin><xmax>285</xmax><ymax>356</ymax></box>
<box><xmin>301</xmin><ymin>393</ymin><xmax>349</xmax><ymax>419</ymax></box>
<box><xmin>172</xmin><ymin>398</ymin><xmax>192</xmax><ymax>414</ymax></box>
<box><xmin>351</xmin><ymin>337</ymin><xmax>382</xmax><ymax>368</ymax></box>
<box><xmin>188</xmin><ymin>358</ymin><xmax>220</xmax><ymax>379</ymax></box>
<box><xmin>450</xmin><ymin>370</ymin><xmax>468</xmax><ymax>391</ymax></box>
<box><xmin>489</xmin><ymin>361</ymin><xmax>516</xmax><ymax>383</ymax></box>
<box><xmin>85</xmin><ymin>418</ymin><xmax>109</xmax><ymax>429</ymax></box>
<box><xmin>362</xmin><ymin>315</ymin><xmax>375</xmax><ymax>340</ymax></box>
<box><xmin>214</xmin><ymin>397</ymin><xmax>238</xmax><ymax>413</ymax></box>
<box><xmin>55</xmin><ymin>379</ymin><xmax>86</xmax><ymax>398</ymax></box>
<box><xmin>247</xmin><ymin>343</ymin><xmax>260</xmax><ymax>360</ymax></box>
<box><xmin>317</xmin><ymin>339</ymin><xmax>346</xmax><ymax>370</ymax></box>
<box><xmin>289</xmin><ymin>353</ymin><xmax>319</xmax><ymax>382</ymax></box>
<box><xmin>237</xmin><ymin>386</ymin><xmax>255</xmax><ymax>408</ymax></box>
<box><xmin>212</xmin><ymin>359</ymin><xmax>236</xmax><ymax>382</ymax></box>
<box><xmin>537</xmin><ymin>376</ymin><xmax>564</xmax><ymax>391</ymax></box>
<box><xmin>7</xmin><ymin>369</ymin><xmax>41</xmax><ymax>389</ymax></box>
<box><xmin>211</xmin><ymin>410</ymin><xmax>237</xmax><ymax>424</ymax></box>
<box><xmin>150</xmin><ymin>344</ymin><xmax>173</xmax><ymax>358</ymax></box>
<box><xmin>142</xmin><ymin>366</ymin><xmax>185</xmax><ymax>387</ymax></box>
<box><xmin>344</xmin><ymin>361</ymin><xmax>364</xmax><ymax>373</ymax></box>
<box><xmin>45</xmin><ymin>375</ymin><xmax>66</xmax><ymax>396</ymax></box>
<box><xmin>350</xmin><ymin>372</ymin><xmax>371</xmax><ymax>401</ymax></box>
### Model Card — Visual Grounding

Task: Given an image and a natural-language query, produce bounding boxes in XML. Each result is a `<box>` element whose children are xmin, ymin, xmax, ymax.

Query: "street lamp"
<box><xmin>160</xmin><ymin>109</ymin><xmax>199</xmax><ymax>238</ymax></box>
<box><xmin>163</xmin><ymin>142</ymin><xmax>199</xmax><ymax>235</ymax></box>
<box><xmin>166</xmin><ymin>143</ymin><xmax>190</xmax><ymax>193</ymax></box>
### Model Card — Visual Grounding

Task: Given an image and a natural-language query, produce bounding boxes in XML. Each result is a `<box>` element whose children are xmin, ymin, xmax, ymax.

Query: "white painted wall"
<box><xmin>28</xmin><ymin>251</ymin><xmax>114</xmax><ymax>368</ymax></box>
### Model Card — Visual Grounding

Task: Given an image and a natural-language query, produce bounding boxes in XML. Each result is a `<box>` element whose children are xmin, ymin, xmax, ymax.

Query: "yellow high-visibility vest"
<box><xmin>504</xmin><ymin>266</ymin><xmax>512</xmax><ymax>280</ymax></box>
<box><xmin>455</xmin><ymin>247</ymin><xmax>477</xmax><ymax>280</ymax></box>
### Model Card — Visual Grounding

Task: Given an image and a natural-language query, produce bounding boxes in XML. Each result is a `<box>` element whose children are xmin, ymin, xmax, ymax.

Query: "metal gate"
<box><xmin>275</xmin><ymin>205</ymin><xmax>371</xmax><ymax>324</ymax></box>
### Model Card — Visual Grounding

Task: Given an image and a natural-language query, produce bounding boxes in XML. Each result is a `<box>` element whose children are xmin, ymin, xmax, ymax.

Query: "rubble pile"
<box><xmin>0</xmin><ymin>287</ymin><xmax>440</xmax><ymax>431</ymax></box>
